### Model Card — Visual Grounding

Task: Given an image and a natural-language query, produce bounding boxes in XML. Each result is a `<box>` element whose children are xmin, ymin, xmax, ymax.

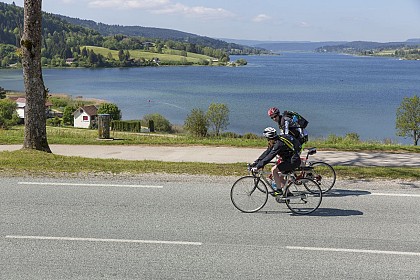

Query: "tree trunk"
<box><xmin>21</xmin><ymin>0</ymin><xmax>51</xmax><ymax>153</ymax></box>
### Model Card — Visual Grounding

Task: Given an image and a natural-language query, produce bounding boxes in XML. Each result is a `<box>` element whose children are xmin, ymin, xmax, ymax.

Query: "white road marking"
<box><xmin>18</xmin><ymin>182</ymin><xmax>163</xmax><ymax>189</ymax></box>
<box><xmin>371</xmin><ymin>193</ymin><xmax>420</xmax><ymax>198</ymax></box>
<box><xmin>5</xmin><ymin>235</ymin><xmax>202</xmax><ymax>246</ymax></box>
<box><xmin>286</xmin><ymin>246</ymin><xmax>420</xmax><ymax>256</ymax></box>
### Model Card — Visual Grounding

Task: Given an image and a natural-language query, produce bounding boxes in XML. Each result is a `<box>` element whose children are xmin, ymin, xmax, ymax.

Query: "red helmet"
<box><xmin>267</xmin><ymin>107</ymin><xmax>280</xmax><ymax>117</ymax></box>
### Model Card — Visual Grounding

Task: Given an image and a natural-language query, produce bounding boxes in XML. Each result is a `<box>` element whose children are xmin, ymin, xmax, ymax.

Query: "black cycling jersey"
<box><xmin>254</xmin><ymin>134</ymin><xmax>301</xmax><ymax>170</ymax></box>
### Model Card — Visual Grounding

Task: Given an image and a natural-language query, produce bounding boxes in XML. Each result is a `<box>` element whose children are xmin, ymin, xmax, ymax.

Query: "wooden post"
<box><xmin>98</xmin><ymin>114</ymin><xmax>111</xmax><ymax>139</ymax></box>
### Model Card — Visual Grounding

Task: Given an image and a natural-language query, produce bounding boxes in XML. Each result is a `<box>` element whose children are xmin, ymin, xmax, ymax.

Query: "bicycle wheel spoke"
<box><xmin>285</xmin><ymin>179</ymin><xmax>322</xmax><ymax>215</ymax></box>
<box><xmin>231</xmin><ymin>176</ymin><xmax>268</xmax><ymax>213</ymax></box>
<box><xmin>307</xmin><ymin>161</ymin><xmax>336</xmax><ymax>193</ymax></box>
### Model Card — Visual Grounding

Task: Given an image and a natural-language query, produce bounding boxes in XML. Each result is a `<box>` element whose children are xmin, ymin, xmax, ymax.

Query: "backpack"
<box><xmin>283</xmin><ymin>110</ymin><xmax>309</xmax><ymax>128</ymax></box>
<box><xmin>279</xmin><ymin>134</ymin><xmax>302</xmax><ymax>154</ymax></box>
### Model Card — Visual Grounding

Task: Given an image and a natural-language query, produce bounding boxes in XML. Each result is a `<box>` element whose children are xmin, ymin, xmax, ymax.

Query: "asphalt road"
<box><xmin>1</xmin><ymin>144</ymin><xmax>420</xmax><ymax>167</ymax></box>
<box><xmin>1</xmin><ymin>175</ymin><xmax>419</xmax><ymax>279</ymax></box>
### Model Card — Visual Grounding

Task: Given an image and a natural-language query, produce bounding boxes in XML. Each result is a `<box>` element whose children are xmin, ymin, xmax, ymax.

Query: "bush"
<box><xmin>46</xmin><ymin>116</ymin><xmax>62</xmax><ymax>127</ymax></box>
<box><xmin>111</xmin><ymin>120</ymin><xmax>141</xmax><ymax>133</ymax></box>
<box><xmin>0</xmin><ymin>98</ymin><xmax>19</xmax><ymax>129</ymax></box>
<box><xmin>344</xmin><ymin>132</ymin><xmax>360</xmax><ymax>143</ymax></box>
<box><xmin>220</xmin><ymin>132</ymin><xmax>241</xmax><ymax>138</ymax></box>
<box><xmin>243</xmin><ymin>133</ymin><xmax>259</xmax><ymax>139</ymax></box>
<box><xmin>142</xmin><ymin>113</ymin><xmax>172</xmax><ymax>133</ymax></box>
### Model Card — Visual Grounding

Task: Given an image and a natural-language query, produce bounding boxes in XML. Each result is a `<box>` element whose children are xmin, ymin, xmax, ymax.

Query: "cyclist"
<box><xmin>251</xmin><ymin>127</ymin><xmax>302</xmax><ymax>195</ymax></box>
<box><xmin>267</xmin><ymin>107</ymin><xmax>307</xmax><ymax>146</ymax></box>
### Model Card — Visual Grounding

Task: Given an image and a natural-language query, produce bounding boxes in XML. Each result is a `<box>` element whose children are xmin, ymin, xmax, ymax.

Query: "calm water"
<box><xmin>1</xmin><ymin>53</ymin><xmax>420</xmax><ymax>144</ymax></box>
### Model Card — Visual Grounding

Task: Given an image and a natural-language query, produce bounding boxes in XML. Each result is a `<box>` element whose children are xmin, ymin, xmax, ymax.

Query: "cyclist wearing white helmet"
<box><xmin>251</xmin><ymin>127</ymin><xmax>302</xmax><ymax>195</ymax></box>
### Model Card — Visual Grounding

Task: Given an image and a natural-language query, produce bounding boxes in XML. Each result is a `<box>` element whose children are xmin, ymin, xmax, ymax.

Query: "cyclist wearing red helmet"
<box><xmin>267</xmin><ymin>107</ymin><xmax>307</xmax><ymax>146</ymax></box>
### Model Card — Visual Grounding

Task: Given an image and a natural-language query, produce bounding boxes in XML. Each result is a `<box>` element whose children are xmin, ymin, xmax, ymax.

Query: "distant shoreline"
<box><xmin>6</xmin><ymin>91</ymin><xmax>109</xmax><ymax>105</ymax></box>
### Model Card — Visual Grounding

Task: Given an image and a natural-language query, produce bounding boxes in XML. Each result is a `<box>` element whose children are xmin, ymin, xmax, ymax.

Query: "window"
<box><xmin>83</xmin><ymin>116</ymin><xmax>88</xmax><ymax>121</ymax></box>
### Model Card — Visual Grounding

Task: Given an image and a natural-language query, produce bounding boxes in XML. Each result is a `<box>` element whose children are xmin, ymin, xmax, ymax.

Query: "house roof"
<box><xmin>77</xmin><ymin>105</ymin><xmax>98</xmax><ymax>116</ymax></box>
<box><xmin>15</xmin><ymin>97</ymin><xmax>53</xmax><ymax>107</ymax></box>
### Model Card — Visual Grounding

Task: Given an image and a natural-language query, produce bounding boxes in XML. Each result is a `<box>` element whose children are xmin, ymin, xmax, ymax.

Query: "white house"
<box><xmin>73</xmin><ymin>105</ymin><xmax>98</xmax><ymax>128</ymax></box>
<box><xmin>15</xmin><ymin>97</ymin><xmax>53</xmax><ymax>122</ymax></box>
<box><xmin>15</xmin><ymin>97</ymin><xmax>26</xmax><ymax>119</ymax></box>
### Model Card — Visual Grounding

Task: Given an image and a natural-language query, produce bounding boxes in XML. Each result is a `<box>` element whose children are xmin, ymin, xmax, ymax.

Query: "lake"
<box><xmin>1</xmin><ymin>52</ymin><xmax>419</xmax><ymax>144</ymax></box>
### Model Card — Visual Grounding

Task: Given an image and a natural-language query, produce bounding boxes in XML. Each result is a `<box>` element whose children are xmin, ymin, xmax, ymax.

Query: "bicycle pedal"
<box><xmin>275</xmin><ymin>196</ymin><xmax>285</xmax><ymax>203</ymax></box>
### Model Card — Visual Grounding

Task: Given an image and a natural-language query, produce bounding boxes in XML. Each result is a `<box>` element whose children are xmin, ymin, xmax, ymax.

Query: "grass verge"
<box><xmin>1</xmin><ymin>150</ymin><xmax>419</xmax><ymax>180</ymax></box>
<box><xmin>1</xmin><ymin>126</ymin><xmax>420</xmax><ymax>152</ymax></box>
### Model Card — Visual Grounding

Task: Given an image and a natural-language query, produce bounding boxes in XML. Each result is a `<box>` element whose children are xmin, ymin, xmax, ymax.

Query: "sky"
<box><xmin>4</xmin><ymin>0</ymin><xmax>420</xmax><ymax>42</ymax></box>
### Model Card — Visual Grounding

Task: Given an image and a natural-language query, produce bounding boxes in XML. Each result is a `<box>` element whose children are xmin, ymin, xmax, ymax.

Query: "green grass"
<box><xmin>1</xmin><ymin>126</ymin><xmax>419</xmax><ymax>152</ymax></box>
<box><xmin>1</xmin><ymin>126</ymin><xmax>419</xmax><ymax>179</ymax></box>
<box><xmin>0</xmin><ymin>149</ymin><xmax>419</xmax><ymax>180</ymax></box>
<box><xmin>85</xmin><ymin>46</ymin><xmax>213</xmax><ymax>64</ymax></box>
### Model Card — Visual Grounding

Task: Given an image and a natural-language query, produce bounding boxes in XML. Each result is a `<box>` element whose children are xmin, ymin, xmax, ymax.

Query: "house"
<box><xmin>14</xmin><ymin>97</ymin><xmax>53</xmax><ymax>122</ymax></box>
<box><xmin>73</xmin><ymin>105</ymin><xmax>98</xmax><ymax>128</ymax></box>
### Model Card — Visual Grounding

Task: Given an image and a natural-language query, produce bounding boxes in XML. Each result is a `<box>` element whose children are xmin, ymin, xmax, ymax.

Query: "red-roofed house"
<box><xmin>73</xmin><ymin>105</ymin><xmax>98</xmax><ymax>128</ymax></box>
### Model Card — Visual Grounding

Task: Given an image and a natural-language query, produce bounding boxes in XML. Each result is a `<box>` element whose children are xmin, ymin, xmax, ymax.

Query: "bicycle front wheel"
<box><xmin>284</xmin><ymin>178</ymin><xmax>322</xmax><ymax>215</ymax></box>
<box><xmin>230</xmin><ymin>176</ymin><xmax>268</xmax><ymax>213</ymax></box>
<box><xmin>307</xmin><ymin>161</ymin><xmax>336</xmax><ymax>193</ymax></box>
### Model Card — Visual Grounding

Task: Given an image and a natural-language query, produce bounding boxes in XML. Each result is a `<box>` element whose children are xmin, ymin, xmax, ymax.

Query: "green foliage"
<box><xmin>324</xmin><ymin>133</ymin><xmax>361</xmax><ymax>145</ymax></box>
<box><xmin>46</xmin><ymin>116</ymin><xmax>62</xmax><ymax>127</ymax></box>
<box><xmin>0</xmin><ymin>86</ymin><xmax>6</xmax><ymax>99</ymax></box>
<box><xmin>111</xmin><ymin>120</ymin><xmax>141</xmax><ymax>133</ymax></box>
<box><xmin>206</xmin><ymin>103</ymin><xmax>230</xmax><ymax>136</ymax></box>
<box><xmin>184</xmin><ymin>108</ymin><xmax>208</xmax><ymax>137</ymax></box>
<box><xmin>62</xmin><ymin>105</ymin><xmax>77</xmax><ymax>125</ymax></box>
<box><xmin>0</xmin><ymin>2</ymin><xmax>267</xmax><ymax>69</ymax></box>
<box><xmin>396</xmin><ymin>95</ymin><xmax>420</xmax><ymax>145</ymax></box>
<box><xmin>97</xmin><ymin>103</ymin><xmax>122</xmax><ymax>120</ymax></box>
<box><xmin>0</xmin><ymin>98</ymin><xmax>19</xmax><ymax>129</ymax></box>
<box><xmin>242</xmin><ymin>133</ymin><xmax>260</xmax><ymax>139</ymax></box>
<box><xmin>234</xmin><ymin>58</ymin><xmax>248</xmax><ymax>66</ymax></box>
<box><xmin>48</xmin><ymin>96</ymin><xmax>69</xmax><ymax>108</ymax></box>
<box><xmin>142</xmin><ymin>113</ymin><xmax>172</xmax><ymax>133</ymax></box>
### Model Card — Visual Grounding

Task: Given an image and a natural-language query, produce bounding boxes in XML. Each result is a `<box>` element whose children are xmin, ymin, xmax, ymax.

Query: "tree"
<box><xmin>0</xmin><ymin>98</ymin><xmax>19</xmax><ymax>129</ymax></box>
<box><xmin>184</xmin><ymin>108</ymin><xmax>208</xmax><ymax>137</ymax></box>
<box><xmin>62</xmin><ymin>105</ymin><xmax>76</xmax><ymax>126</ymax></box>
<box><xmin>97</xmin><ymin>103</ymin><xmax>122</xmax><ymax>120</ymax></box>
<box><xmin>396</xmin><ymin>95</ymin><xmax>420</xmax><ymax>146</ymax></box>
<box><xmin>21</xmin><ymin>0</ymin><xmax>51</xmax><ymax>152</ymax></box>
<box><xmin>206</xmin><ymin>103</ymin><xmax>229</xmax><ymax>136</ymax></box>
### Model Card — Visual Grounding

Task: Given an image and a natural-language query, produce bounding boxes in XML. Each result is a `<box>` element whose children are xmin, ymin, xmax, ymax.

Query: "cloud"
<box><xmin>153</xmin><ymin>3</ymin><xmax>234</xmax><ymax>19</ymax></box>
<box><xmin>297</xmin><ymin>21</ymin><xmax>311</xmax><ymax>28</ymax></box>
<box><xmin>88</xmin><ymin>0</ymin><xmax>235</xmax><ymax>20</ymax></box>
<box><xmin>252</xmin><ymin>14</ymin><xmax>271</xmax><ymax>23</ymax></box>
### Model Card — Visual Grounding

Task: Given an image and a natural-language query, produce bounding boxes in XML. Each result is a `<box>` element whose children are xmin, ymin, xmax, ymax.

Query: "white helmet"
<box><xmin>263</xmin><ymin>127</ymin><xmax>278</xmax><ymax>139</ymax></box>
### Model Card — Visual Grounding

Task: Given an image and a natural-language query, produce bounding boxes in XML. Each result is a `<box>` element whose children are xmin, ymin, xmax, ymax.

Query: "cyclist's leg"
<box><xmin>271</xmin><ymin>165</ymin><xmax>284</xmax><ymax>191</ymax></box>
<box><xmin>277</xmin><ymin>155</ymin><xmax>301</xmax><ymax>190</ymax></box>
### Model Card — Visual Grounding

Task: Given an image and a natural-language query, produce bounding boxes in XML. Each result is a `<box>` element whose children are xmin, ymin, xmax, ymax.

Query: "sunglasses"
<box><xmin>271</xmin><ymin>115</ymin><xmax>278</xmax><ymax>120</ymax></box>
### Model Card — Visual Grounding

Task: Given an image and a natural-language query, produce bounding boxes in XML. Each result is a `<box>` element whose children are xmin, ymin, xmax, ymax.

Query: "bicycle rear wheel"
<box><xmin>230</xmin><ymin>176</ymin><xmax>268</xmax><ymax>213</ymax></box>
<box><xmin>284</xmin><ymin>178</ymin><xmax>322</xmax><ymax>215</ymax></box>
<box><xmin>306</xmin><ymin>161</ymin><xmax>336</xmax><ymax>193</ymax></box>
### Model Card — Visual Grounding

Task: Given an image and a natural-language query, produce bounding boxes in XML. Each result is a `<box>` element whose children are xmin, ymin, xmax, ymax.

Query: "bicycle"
<box><xmin>270</xmin><ymin>148</ymin><xmax>336</xmax><ymax>193</ymax></box>
<box><xmin>230</xmin><ymin>165</ymin><xmax>322</xmax><ymax>215</ymax></box>
<box><xmin>298</xmin><ymin>147</ymin><xmax>336</xmax><ymax>193</ymax></box>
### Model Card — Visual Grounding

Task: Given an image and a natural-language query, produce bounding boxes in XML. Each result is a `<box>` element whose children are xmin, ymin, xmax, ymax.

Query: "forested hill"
<box><xmin>0</xmin><ymin>1</ymin><xmax>263</xmax><ymax>54</ymax></box>
<box><xmin>0</xmin><ymin>2</ymin><xmax>264</xmax><ymax>68</ymax></box>
<box><xmin>55</xmin><ymin>14</ymin><xmax>250</xmax><ymax>52</ymax></box>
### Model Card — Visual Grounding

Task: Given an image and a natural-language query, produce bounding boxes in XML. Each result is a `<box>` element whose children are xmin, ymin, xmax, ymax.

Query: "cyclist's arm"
<box><xmin>283</xmin><ymin>119</ymin><xmax>290</xmax><ymax>135</ymax></box>
<box><xmin>255</xmin><ymin>145</ymin><xmax>281</xmax><ymax>169</ymax></box>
